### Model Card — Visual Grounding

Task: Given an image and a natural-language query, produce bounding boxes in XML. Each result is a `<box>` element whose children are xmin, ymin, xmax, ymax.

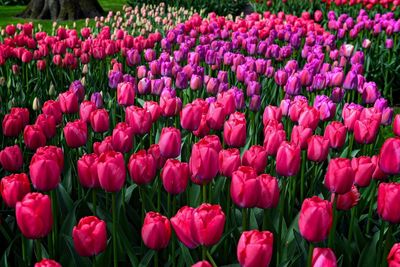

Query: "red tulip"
<box><xmin>23</xmin><ymin>125</ymin><xmax>46</xmax><ymax>150</ymax></box>
<box><xmin>324</xmin><ymin>158</ymin><xmax>355</xmax><ymax>194</ymax></box>
<box><xmin>90</xmin><ymin>109</ymin><xmax>109</xmax><ymax>133</ymax></box>
<box><xmin>30</xmin><ymin>147</ymin><xmax>63</xmax><ymax>191</ymax></box>
<box><xmin>77</xmin><ymin>154</ymin><xmax>100</xmax><ymax>188</ymax></box>
<box><xmin>351</xmin><ymin>156</ymin><xmax>375</xmax><ymax>187</ymax></box>
<box><xmin>291</xmin><ymin>125</ymin><xmax>313</xmax><ymax>150</ymax></box>
<box><xmin>224</xmin><ymin>112</ymin><xmax>246</xmax><ymax>147</ymax></box>
<box><xmin>112</xmin><ymin>122</ymin><xmax>134</xmax><ymax>153</ymax></box>
<box><xmin>257</xmin><ymin>174</ymin><xmax>280</xmax><ymax>209</ymax></box>
<box><xmin>170</xmin><ymin>206</ymin><xmax>199</xmax><ymax>248</ymax></box>
<box><xmin>298</xmin><ymin>107</ymin><xmax>320</xmax><ymax>130</ymax></box>
<box><xmin>388</xmin><ymin>243</ymin><xmax>400</xmax><ymax>267</ymax></box>
<box><xmin>161</xmin><ymin>159</ymin><xmax>190</xmax><ymax>195</ymax></box>
<box><xmin>263</xmin><ymin>105</ymin><xmax>282</xmax><ymax>124</ymax></box>
<box><xmin>72</xmin><ymin>216</ymin><xmax>107</xmax><ymax>257</ymax></box>
<box><xmin>378</xmin><ymin>182</ymin><xmax>400</xmax><ymax>223</ymax></box>
<box><xmin>59</xmin><ymin>90</ymin><xmax>79</xmax><ymax>114</ymax></box>
<box><xmin>242</xmin><ymin>145</ymin><xmax>268</xmax><ymax>174</ymax></box>
<box><xmin>117</xmin><ymin>82</ymin><xmax>135</xmax><ymax>106</ymax></box>
<box><xmin>10</xmin><ymin>107</ymin><xmax>29</xmax><ymax>127</ymax></box>
<box><xmin>0</xmin><ymin>145</ymin><xmax>23</xmax><ymax>172</ymax></box>
<box><xmin>189</xmin><ymin>139</ymin><xmax>219</xmax><ymax>185</ymax></box>
<box><xmin>263</xmin><ymin>127</ymin><xmax>286</xmax><ymax>156</ymax></box>
<box><xmin>63</xmin><ymin>119</ymin><xmax>87</xmax><ymax>148</ymax></box>
<box><xmin>331</xmin><ymin>185</ymin><xmax>360</xmax><ymax>211</ymax></box>
<box><xmin>206</xmin><ymin>102</ymin><xmax>226</xmax><ymax>130</ymax></box>
<box><xmin>93</xmin><ymin>136</ymin><xmax>114</xmax><ymax>155</ymax></box>
<box><xmin>35</xmin><ymin>114</ymin><xmax>56</xmax><ymax>140</ymax></box>
<box><xmin>79</xmin><ymin>100</ymin><xmax>96</xmax><ymax>123</ymax></box>
<box><xmin>143</xmin><ymin>101</ymin><xmax>162</xmax><ymax>123</ymax></box>
<box><xmin>16</xmin><ymin>192</ymin><xmax>53</xmax><ymax>239</ymax></box>
<box><xmin>42</xmin><ymin>100</ymin><xmax>62</xmax><ymax>125</ymax></box>
<box><xmin>158</xmin><ymin>127</ymin><xmax>181</xmax><ymax>158</ymax></box>
<box><xmin>299</xmin><ymin>196</ymin><xmax>333</xmax><ymax>243</ymax></box>
<box><xmin>97</xmin><ymin>151</ymin><xmax>126</xmax><ymax>192</ymax></box>
<box><xmin>141</xmin><ymin>212</ymin><xmax>171</xmax><ymax>250</ymax></box>
<box><xmin>323</xmin><ymin>121</ymin><xmax>346</xmax><ymax>149</ymax></box>
<box><xmin>192</xmin><ymin>261</ymin><xmax>212</xmax><ymax>267</ymax></box>
<box><xmin>231</xmin><ymin>166</ymin><xmax>259</xmax><ymax>208</ymax></box>
<box><xmin>354</xmin><ymin>117</ymin><xmax>380</xmax><ymax>144</ymax></box>
<box><xmin>148</xmin><ymin>144</ymin><xmax>167</xmax><ymax>169</ymax></box>
<box><xmin>218</xmin><ymin>148</ymin><xmax>241</xmax><ymax>178</ymax></box>
<box><xmin>312</xmin><ymin>247</ymin><xmax>337</xmax><ymax>267</ymax></box>
<box><xmin>125</xmin><ymin>106</ymin><xmax>152</xmax><ymax>135</ymax></box>
<box><xmin>181</xmin><ymin>103</ymin><xmax>202</xmax><ymax>131</ymax></box>
<box><xmin>371</xmin><ymin>155</ymin><xmax>387</xmax><ymax>180</ymax></box>
<box><xmin>128</xmin><ymin>150</ymin><xmax>156</xmax><ymax>185</ymax></box>
<box><xmin>34</xmin><ymin>259</ymin><xmax>61</xmax><ymax>267</ymax></box>
<box><xmin>2</xmin><ymin>114</ymin><xmax>23</xmax><ymax>137</ymax></box>
<box><xmin>237</xmin><ymin>230</ymin><xmax>274</xmax><ymax>267</ymax></box>
<box><xmin>192</xmin><ymin>203</ymin><xmax>225</xmax><ymax>246</ymax></box>
<box><xmin>342</xmin><ymin>103</ymin><xmax>362</xmax><ymax>131</ymax></box>
<box><xmin>0</xmin><ymin>173</ymin><xmax>30</xmax><ymax>208</ymax></box>
<box><xmin>307</xmin><ymin>135</ymin><xmax>329</xmax><ymax>162</ymax></box>
<box><xmin>379</xmin><ymin>138</ymin><xmax>400</xmax><ymax>175</ymax></box>
<box><xmin>160</xmin><ymin>92</ymin><xmax>182</xmax><ymax>117</ymax></box>
<box><xmin>276</xmin><ymin>142</ymin><xmax>301</xmax><ymax>177</ymax></box>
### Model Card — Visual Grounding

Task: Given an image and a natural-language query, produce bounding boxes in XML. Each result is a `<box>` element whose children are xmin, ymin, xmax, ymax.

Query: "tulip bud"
<box><xmin>161</xmin><ymin>159</ymin><xmax>189</xmax><ymax>195</ymax></box>
<box><xmin>276</xmin><ymin>142</ymin><xmax>301</xmax><ymax>177</ymax></box>
<box><xmin>77</xmin><ymin>154</ymin><xmax>100</xmax><ymax>188</ymax></box>
<box><xmin>170</xmin><ymin>206</ymin><xmax>199</xmax><ymax>248</ymax></box>
<box><xmin>72</xmin><ymin>216</ymin><xmax>107</xmax><ymax>256</ymax></box>
<box><xmin>189</xmin><ymin>139</ymin><xmax>219</xmax><ymax>185</ymax></box>
<box><xmin>16</xmin><ymin>193</ymin><xmax>53</xmax><ymax>239</ymax></box>
<box><xmin>237</xmin><ymin>230</ymin><xmax>274</xmax><ymax>267</ymax></box>
<box><xmin>218</xmin><ymin>148</ymin><xmax>241</xmax><ymax>178</ymax></box>
<box><xmin>323</xmin><ymin>121</ymin><xmax>347</xmax><ymax>149</ymax></box>
<box><xmin>158</xmin><ymin>127</ymin><xmax>181</xmax><ymax>158</ymax></box>
<box><xmin>64</xmin><ymin>119</ymin><xmax>87</xmax><ymax>148</ymax></box>
<box><xmin>142</xmin><ymin>212</ymin><xmax>171</xmax><ymax>250</ymax></box>
<box><xmin>128</xmin><ymin>150</ymin><xmax>156</xmax><ymax>185</ymax></box>
<box><xmin>299</xmin><ymin>196</ymin><xmax>333</xmax><ymax>243</ymax></box>
<box><xmin>0</xmin><ymin>173</ymin><xmax>30</xmax><ymax>208</ymax></box>
<box><xmin>192</xmin><ymin>203</ymin><xmax>225</xmax><ymax>246</ymax></box>
<box><xmin>388</xmin><ymin>243</ymin><xmax>400</xmax><ymax>267</ymax></box>
<box><xmin>34</xmin><ymin>259</ymin><xmax>61</xmax><ymax>267</ymax></box>
<box><xmin>312</xmin><ymin>248</ymin><xmax>337</xmax><ymax>267</ymax></box>
<box><xmin>0</xmin><ymin>145</ymin><xmax>23</xmax><ymax>172</ymax></box>
<box><xmin>97</xmin><ymin>151</ymin><xmax>126</xmax><ymax>192</ymax></box>
<box><xmin>378</xmin><ymin>182</ymin><xmax>400</xmax><ymax>223</ymax></box>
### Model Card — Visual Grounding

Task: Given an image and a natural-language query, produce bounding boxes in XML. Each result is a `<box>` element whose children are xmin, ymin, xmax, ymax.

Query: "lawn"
<box><xmin>0</xmin><ymin>0</ymin><xmax>126</xmax><ymax>31</ymax></box>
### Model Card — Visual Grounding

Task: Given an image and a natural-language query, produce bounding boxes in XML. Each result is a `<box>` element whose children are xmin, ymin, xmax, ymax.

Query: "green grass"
<box><xmin>0</xmin><ymin>0</ymin><xmax>126</xmax><ymax>31</ymax></box>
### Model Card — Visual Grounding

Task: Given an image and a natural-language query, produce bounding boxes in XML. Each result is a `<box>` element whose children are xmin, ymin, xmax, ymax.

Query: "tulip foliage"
<box><xmin>1</xmin><ymin>2</ymin><xmax>400</xmax><ymax>267</ymax></box>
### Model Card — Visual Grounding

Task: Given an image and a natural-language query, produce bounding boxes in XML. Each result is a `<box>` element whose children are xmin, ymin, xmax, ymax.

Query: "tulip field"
<box><xmin>1</xmin><ymin>1</ymin><xmax>400</xmax><ymax>267</ymax></box>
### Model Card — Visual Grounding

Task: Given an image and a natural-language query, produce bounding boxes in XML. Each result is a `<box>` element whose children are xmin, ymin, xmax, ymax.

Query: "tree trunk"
<box><xmin>17</xmin><ymin>0</ymin><xmax>104</xmax><ymax>20</ymax></box>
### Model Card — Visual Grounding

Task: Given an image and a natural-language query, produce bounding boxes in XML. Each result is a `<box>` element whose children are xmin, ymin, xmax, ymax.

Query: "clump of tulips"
<box><xmin>1</xmin><ymin>3</ymin><xmax>400</xmax><ymax>267</ymax></box>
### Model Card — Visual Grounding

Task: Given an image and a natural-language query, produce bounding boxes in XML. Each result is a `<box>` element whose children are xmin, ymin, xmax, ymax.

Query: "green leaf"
<box><xmin>125</xmin><ymin>184</ymin><xmax>138</xmax><ymax>203</ymax></box>
<box><xmin>139</xmin><ymin>250</ymin><xmax>155</xmax><ymax>267</ymax></box>
<box><xmin>179</xmin><ymin>242</ymin><xmax>194</xmax><ymax>266</ymax></box>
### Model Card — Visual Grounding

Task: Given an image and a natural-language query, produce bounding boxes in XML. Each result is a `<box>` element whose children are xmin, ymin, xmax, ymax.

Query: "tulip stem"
<box><xmin>154</xmin><ymin>251</ymin><xmax>158</xmax><ymax>267</ymax></box>
<box><xmin>92</xmin><ymin>189</ymin><xmax>97</xmax><ymax>216</ymax></box>
<box><xmin>21</xmin><ymin>235</ymin><xmax>27</xmax><ymax>265</ymax></box>
<box><xmin>348</xmin><ymin>208</ymin><xmax>355</xmax><ymax>241</ymax></box>
<box><xmin>202</xmin><ymin>246</ymin><xmax>206</xmax><ymax>260</ymax></box>
<box><xmin>35</xmin><ymin>239</ymin><xmax>42</xmax><ymax>262</ymax></box>
<box><xmin>92</xmin><ymin>255</ymin><xmax>96</xmax><ymax>267</ymax></box>
<box><xmin>202</xmin><ymin>184</ymin><xmax>207</xmax><ymax>203</ymax></box>
<box><xmin>50</xmin><ymin>190</ymin><xmax>58</xmax><ymax>258</ymax></box>
<box><xmin>306</xmin><ymin>243</ymin><xmax>314</xmax><ymax>267</ymax></box>
<box><xmin>328</xmin><ymin>194</ymin><xmax>338</xmax><ymax>249</ymax></box>
<box><xmin>206</xmin><ymin>250</ymin><xmax>218</xmax><ymax>267</ymax></box>
<box><xmin>242</xmin><ymin>208</ymin><xmax>248</xmax><ymax>231</ymax></box>
<box><xmin>300</xmin><ymin>151</ymin><xmax>306</xmax><ymax>201</ymax></box>
<box><xmin>112</xmin><ymin>193</ymin><xmax>118</xmax><ymax>267</ymax></box>
<box><xmin>381</xmin><ymin>224</ymin><xmax>392</xmax><ymax>267</ymax></box>
<box><xmin>366</xmin><ymin>181</ymin><xmax>376</xmax><ymax>234</ymax></box>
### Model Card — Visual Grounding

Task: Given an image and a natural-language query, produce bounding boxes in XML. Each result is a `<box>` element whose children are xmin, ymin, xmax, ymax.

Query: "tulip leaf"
<box><xmin>179</xmin><ymin>242</ymin><xmax>194</xmax><ymax>266</ymax></box>
<box><xmin>125</xmin><ymin>184</ymin><xmax>138</xmax><ymax>203</ymax></box>
<box><xmin>138</xmin><ymin>250</ymin><xmax>155</xmax><ymax>267</ymax></box>
<box><xmin>136</xmin><ymin>98</ymin><xmax>145</xmax><ymax>107</ymax></box>
<box><xmin>62</xmin><ymin>235</ymin><xmax>91</xmax><ymax>267</ymax></box>
<box><xmin>57</xmin><ymin>183</ymin><xmax>74</xmax><ymax>213</ymax></box>
<box><xmin>357</xmin><ymin>231</ymin><xmax>379</xmax><ymax>267</ymax></box>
